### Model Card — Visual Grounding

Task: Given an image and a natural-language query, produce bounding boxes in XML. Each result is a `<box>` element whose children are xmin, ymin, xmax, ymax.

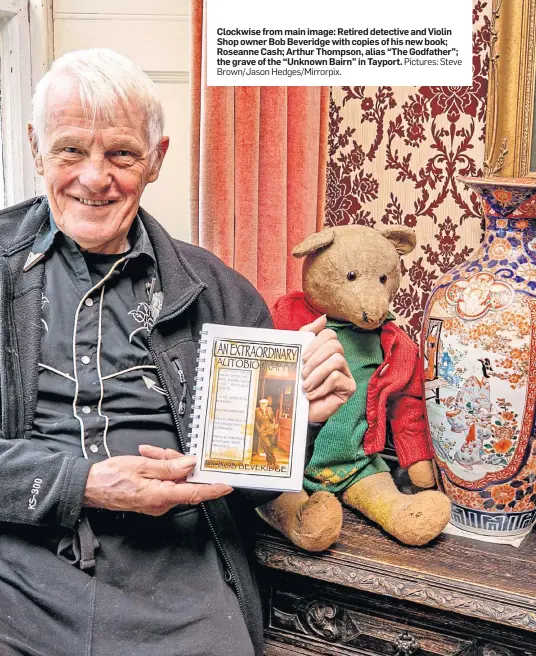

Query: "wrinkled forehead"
<box><xmin>43</xmin><ymin>75</ymin><xmax>150</xmax><ymax>145</ymax></box>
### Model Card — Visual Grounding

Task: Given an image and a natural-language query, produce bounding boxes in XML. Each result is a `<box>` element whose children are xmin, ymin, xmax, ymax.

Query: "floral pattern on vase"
<box><xmin>422</xmin><ymin>177</ymin><xmax>536</xmax><ymax>536</ymax></box>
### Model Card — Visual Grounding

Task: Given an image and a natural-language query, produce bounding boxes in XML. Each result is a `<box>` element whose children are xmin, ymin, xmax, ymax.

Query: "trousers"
<box><xmin>0</xmin><ymin>509</ymin><xmax>255</xmax><ymax>656</ymax></box>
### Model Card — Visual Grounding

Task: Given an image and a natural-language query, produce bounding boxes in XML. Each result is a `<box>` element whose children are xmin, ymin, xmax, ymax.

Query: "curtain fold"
<box><xmin>190</xmin><ymin>0</ymin><xmax>329</xmax><ymax>307</ymax></box>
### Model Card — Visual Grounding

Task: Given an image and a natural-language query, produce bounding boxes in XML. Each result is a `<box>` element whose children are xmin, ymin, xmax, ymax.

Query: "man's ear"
<box><xmin>148</xmin><ymin>136</ymin><xmax>170</xmax><ymax>183</ymax></box>
<box><xmin>292</xmin><ymin>229</ymin><xmax>335</xmax><ymax>258</ymax></box>
<box><xmin>27</xmin><ymin>124</ymin><xmax>44</xmax><ymax>176</ymax></box>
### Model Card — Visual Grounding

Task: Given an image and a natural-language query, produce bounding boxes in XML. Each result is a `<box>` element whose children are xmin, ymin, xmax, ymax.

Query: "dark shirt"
<box><xmin>29</xmin><ymin>214</ymin><xmax>180</xmax><ymax>461</ymax></box>
<box><xmin>17</xmin><ymin>212</ymin><xmax>255</xmax><ymax>656</ymax></box>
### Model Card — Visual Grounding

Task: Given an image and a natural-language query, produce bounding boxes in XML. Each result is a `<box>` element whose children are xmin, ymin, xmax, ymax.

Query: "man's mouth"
<box><xmin>75</xmin><ymin>198</ymin><xmax>115</xmax><ymax>206</ymax></box>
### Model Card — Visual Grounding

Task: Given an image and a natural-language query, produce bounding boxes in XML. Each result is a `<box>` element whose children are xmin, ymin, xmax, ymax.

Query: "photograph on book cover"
<box><xmin>201</xmin><ymin>338</ymin><xmax>302</xmax><ymax>478</ymax></box>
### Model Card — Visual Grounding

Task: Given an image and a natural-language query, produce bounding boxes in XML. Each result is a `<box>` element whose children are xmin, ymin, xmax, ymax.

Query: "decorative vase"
<box><xmin>422</xmin><ymin>176</ymin><xmax>536</xmax><ymax>537</ymax></box>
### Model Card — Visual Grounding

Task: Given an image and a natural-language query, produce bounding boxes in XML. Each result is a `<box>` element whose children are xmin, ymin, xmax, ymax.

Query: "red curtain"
<box><xmin>190</xmin><ymin>0</ymin><xmax>329</xmax><ymax>307</ymax></box>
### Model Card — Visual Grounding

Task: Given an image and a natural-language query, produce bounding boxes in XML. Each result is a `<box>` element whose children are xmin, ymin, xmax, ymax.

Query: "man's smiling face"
<box><xmin>29</xmin><ymin>76</ymin><xmax>169</xmax><ymax>254</ymax></box>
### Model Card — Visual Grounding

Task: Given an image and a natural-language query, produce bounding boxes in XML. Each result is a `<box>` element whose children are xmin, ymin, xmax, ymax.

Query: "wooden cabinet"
<box><xmin>254</xmin><ymin>510</ymin><xmax>536</xmax><ymax>656</ymax></box>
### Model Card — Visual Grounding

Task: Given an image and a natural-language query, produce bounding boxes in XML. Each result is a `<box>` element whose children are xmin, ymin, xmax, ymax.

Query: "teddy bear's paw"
<box><xmin>407</xmin><ymin>460</ymin><xmax>437</xmax><ymax>489</ymax></box>
<box><xmin>291</xmin><ymin>491</ymin><xmax>343</xmax><ymax>552</ymax></box>
<box><xmin>390</xmin><ymin>490</ymin><xmax>451</xmax><ymax>546</ymax></box>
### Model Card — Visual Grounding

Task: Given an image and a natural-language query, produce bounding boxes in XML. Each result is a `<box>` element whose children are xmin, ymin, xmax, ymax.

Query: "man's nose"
<box><xmin>78</xmin><ymin>156</ymin><xmax>111</xmax><ymax>192</ymax></box>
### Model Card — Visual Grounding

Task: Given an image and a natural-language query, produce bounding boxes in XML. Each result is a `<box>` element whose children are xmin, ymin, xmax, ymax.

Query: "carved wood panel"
<box><xmin>267</xmin><ymin>588</ymin><xmax>473</xmax><ymax>655</ymax></box>
<box><xmin>260</xmin><ymin>570</ymin><xmax>536</xmax><ymax>656</ymax></box>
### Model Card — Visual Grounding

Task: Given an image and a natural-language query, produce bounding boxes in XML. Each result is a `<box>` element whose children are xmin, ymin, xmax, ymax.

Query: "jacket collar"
<box><xmin>5</xmin><ymin>197</ymin><xmax>206</xmax><ymax>323</ymax></box>
<box><xmin>22</xmin><ymin>212</ymin><xmax>59</xmax><ymax>271</ymax></box>
<box><xmin>1</xmin><ymin>197</ymin><xmax>50</xmax><ymax>258</ymax></box>
<box><xmin>23</xmin><ymin>208</ymin><xmax>157</xmax><ymax>273</ymax></box>
<box><xmin>134</xmin><ymin>206</ymin><xmax>206</xmax><ymax>322</ymax></box>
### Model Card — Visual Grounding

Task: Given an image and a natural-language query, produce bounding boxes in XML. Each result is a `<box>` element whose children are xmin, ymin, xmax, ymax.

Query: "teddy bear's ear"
<box><xmin>292</xmin><ymin>229</ymin><xmax>335</xmax><ymax>258</ymax></box>
<box><xmin>381</xmin><ymin>226</ymin><xmax>416</xmax><ymax>255</ymax></box>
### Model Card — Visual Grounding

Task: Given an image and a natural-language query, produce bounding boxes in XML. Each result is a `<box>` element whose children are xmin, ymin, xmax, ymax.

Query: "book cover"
<box><xmin>187</xmin><ymin>323</ymin><xmax>314</xmax><ymax>490</ymax></box>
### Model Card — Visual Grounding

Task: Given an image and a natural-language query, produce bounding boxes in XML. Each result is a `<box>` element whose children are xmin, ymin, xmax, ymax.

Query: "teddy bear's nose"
<box><xmin>362</xmin><ymin>312</ymin><xmax>369</xmax><ymax>323</ymax></box>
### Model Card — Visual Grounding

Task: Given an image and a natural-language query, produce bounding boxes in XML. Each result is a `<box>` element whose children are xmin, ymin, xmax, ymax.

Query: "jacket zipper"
<box><xmin>147</xmin><ymin>297</ymin><xmax>245</xmax><ymax>620</ymax></box>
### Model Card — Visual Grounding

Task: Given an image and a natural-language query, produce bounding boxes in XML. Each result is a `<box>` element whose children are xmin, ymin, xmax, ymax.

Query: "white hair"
<box><xmin>31</xmin><ymin>48</ymin><xmax>165</xmax><ymax>153</ymax></box>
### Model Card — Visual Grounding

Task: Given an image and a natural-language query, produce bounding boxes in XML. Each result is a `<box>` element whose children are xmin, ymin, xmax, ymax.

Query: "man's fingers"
<box><xmin>302</xmin><ymin>327</ymin><xmax>338</xmax><ymax>363</ymax></box>
<box><xmin>302</xmin><ymin>337</ymin><xmax>345</xmax><ymax>380</ymax></box>
<box><xmin>299</xmin><ymin>325</ymin><xmax>355</xmax><ymax>424</ymax></box>
<box><xmin>306</xmin><ymin>368</ymin><xmax>355</xmax><ymax>402</ymax></box>
<box><xmin>299</xmin><ymin>314</ymin><xmax>327</xmax><ymax>337</ymax></box>
<box><xmin>148</xmin><ymin>481</ymin><xmax>234</xmax><ymax>513</ymax></box>
<box><xmin>303</xmin><ymin>352</ymin><xmax>352</xmax><ymax>393</ymax></box>
<box><xmin>306</xmin><ymin>392</ymin><xmax>347</xmax><ymax>425</ymax></box>
<box><xmin>138</xmin><ymin>444</ymin><xmax>184</xmax><ymax>460</ymax></box>
<box><xmin>173</xmin><ymin>482</ymin><xmax>234</xmax><ymax>505</ymax></box>
<box><xmin>306</xmin><ymin>367</ymin><xmax>356</xmax><ymax>424</ymax></box>
<box><xmin>139</xmin><ymin>454</ymin><xmax>197</xmax><ymax>481</ymax></box>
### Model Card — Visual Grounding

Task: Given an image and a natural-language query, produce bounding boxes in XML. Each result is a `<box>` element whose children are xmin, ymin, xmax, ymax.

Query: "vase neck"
<box><xmin>484</xmin><ymin>215</ymin><xmax>535</xmax><ymax>236</ymax></box>
<box><xmin>481</xmin><ymin>215</ymin><xmax>536</xmax><ymax>263</ymax></box>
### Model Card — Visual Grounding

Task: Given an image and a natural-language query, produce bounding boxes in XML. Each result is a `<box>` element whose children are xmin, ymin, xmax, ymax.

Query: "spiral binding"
<box><xmin>186</xmin><ymin>330</ymin><xmax>209</xmax><ymax>455</ymax></box>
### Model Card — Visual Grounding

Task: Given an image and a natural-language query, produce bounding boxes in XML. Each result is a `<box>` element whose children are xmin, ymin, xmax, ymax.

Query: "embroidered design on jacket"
<box><xmin>128</xmin><ymin>291</ymin><xmax>164</xmax><ymax>342</ymax></box>
<box><xmin>142</xmin><ymin>374</ymin><xmax>166</xmax><ymax>396</ymax></box>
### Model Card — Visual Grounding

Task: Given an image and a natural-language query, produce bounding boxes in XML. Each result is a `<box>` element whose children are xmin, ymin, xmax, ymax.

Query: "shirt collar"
<box><xmin>23</xmin><ymin>211</ymin><xmax>156</xmax><ymax>272</ymax></box>
<box><xmin>125</xmin><ymin>213</ymin><xmax>156</xmax><ymax>264</ymax></box>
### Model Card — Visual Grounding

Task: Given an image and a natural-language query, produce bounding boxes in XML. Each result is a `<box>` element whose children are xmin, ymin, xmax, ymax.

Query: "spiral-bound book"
<box><xmin>187</xmin><ymin>323</ymin><xmax>314</xmax><ymax>491</ymax></box>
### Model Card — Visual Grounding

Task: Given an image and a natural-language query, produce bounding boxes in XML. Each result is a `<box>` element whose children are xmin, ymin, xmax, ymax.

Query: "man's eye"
<box><xmin>112</xmin><ymin>150</ymin><xmax>132</xmax><ymax>157</ymax></box>
<box><xmin>63</xmin><ymin>147</ymin><xmax>81</xmax><ymax>154</ymax></box>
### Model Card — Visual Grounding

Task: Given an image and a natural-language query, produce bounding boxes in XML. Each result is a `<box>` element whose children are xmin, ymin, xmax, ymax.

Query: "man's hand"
<box><xmin>83</xmin><ymin>449</ymin><xmax>233</xmax><ymax>515</ymax></box>
<box><xmin>300</xmin><ymin>315</ymin><xmax>356</xmax><ymax>423</ymax></box>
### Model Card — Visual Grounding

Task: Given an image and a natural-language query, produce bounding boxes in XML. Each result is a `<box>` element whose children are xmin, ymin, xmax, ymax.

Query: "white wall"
<box><xmin>53</xmin><ymin>0</ymin><xmax>191</xmax><ymax>241</ymax></box>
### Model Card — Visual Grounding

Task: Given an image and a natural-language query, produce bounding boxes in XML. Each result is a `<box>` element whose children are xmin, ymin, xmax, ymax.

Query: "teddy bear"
<box><xmin>257</xmin><ymin>225</ymin><xmax>451</xmax><ymax>550</ymax></box>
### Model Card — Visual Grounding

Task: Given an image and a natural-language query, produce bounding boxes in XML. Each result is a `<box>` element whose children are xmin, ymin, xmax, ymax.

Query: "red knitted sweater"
<box><xmin>271</xmin><ymin>292</ymin><xmax>433</xmax><ymax>469</ymax></box>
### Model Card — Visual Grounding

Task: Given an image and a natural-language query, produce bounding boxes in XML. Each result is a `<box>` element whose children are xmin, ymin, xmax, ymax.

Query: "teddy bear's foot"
<box><xmin>407</xmin><ymin>460</ymin><xmax>437</xmax><ymax>489</ymax></box>
<box><xmin>257</xmin><ymin>490</ymin><xmax>343</xmax><ymax>552</ymax></box>
<box><xmin>342</xmin><ymin>472</ymin><xmax>451</xmax><ymax>546</ymax></box>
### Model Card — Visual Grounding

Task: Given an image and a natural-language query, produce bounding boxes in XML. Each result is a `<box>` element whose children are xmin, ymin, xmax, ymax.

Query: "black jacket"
<box><xmin>0</xmin><ymin>196</ymin><xmax>280</xmax><ymax>655</ymax></box>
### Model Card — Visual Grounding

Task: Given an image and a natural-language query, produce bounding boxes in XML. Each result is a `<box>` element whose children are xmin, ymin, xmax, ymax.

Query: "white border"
<box><xmin>0</xmin><ymin>0</ymin><xmax>52</xmax><ymax>207</ymax></box>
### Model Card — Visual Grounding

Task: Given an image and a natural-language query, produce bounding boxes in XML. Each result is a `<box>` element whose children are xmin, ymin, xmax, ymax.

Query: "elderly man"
<box><xmin>0</xmin><ymin>49</ymin><xmax>354</xmax><ymax>656</ymax></box>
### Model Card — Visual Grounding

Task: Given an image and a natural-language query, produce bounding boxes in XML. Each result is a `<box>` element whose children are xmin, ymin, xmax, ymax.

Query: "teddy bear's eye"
<box><xmin>347</xmin><ymin>271</ymin><xmax>357</xmax><ymax>281</ymax></box>
<box><xmin>379</xmin><ymin>274</ymin><xmax>387</xmax><ymax>284</ymax></box>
